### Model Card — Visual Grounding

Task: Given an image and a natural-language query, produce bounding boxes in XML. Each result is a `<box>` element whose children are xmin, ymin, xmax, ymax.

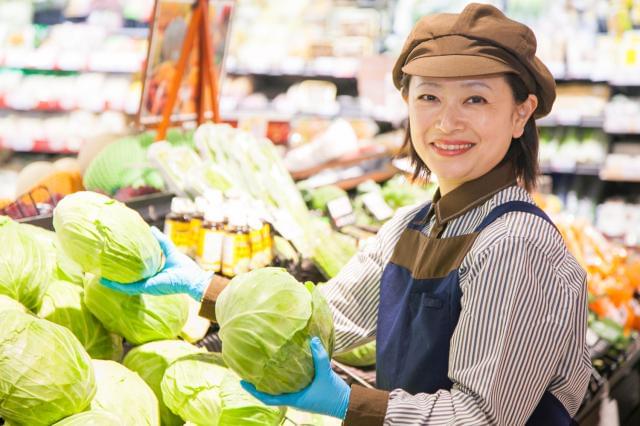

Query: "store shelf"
<box><xmin>290</xmin><ymin>147</ymin><xmax>391</xmax><ymax>181</ymax></box>
<box><xmin>538</xmin><ymin>116</ymin><xmax>605</xmax><ymax>128</ymax></box>
<box><xmin>599</xmin><ymin>172</ymin><xmax>640</xmax><ymax>183</ymax></box>
<box><xmin>541</xmin><ymin>164</ymin><xmax>602</xmax><ymax>176</ymax></box>
<box><xmin>0</xmin><ymin>138</ymin><xmax>80</xmax><ymax>154</ymax></box>
<box><xmin>333</xmin><ymin>164</ymin><xmax>398</xmax><ymax>191</ymax></box>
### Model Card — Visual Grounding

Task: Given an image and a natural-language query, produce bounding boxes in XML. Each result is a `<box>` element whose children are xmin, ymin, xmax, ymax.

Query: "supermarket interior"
<box><xmin>1</xmin><ymin>0</ymin><xmax>640</xmax><ymax>425</ymax></box>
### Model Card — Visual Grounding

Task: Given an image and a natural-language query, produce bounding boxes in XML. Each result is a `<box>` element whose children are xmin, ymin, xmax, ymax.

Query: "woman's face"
<box><xmin>406</xmin><ymin>75</ymin><xmax>537</xmax><ymax>194</ymax></box>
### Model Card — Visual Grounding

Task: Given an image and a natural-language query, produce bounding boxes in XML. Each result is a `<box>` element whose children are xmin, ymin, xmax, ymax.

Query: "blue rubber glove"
<box><xmin>99</xmin><ymin>226</ymin><xmax>212</xmax><ymax>301</ymax></box>
<box><xmin>240</xmin><ymin>337</ymin><xmax>351</xmax><ymax>419</ymax></box>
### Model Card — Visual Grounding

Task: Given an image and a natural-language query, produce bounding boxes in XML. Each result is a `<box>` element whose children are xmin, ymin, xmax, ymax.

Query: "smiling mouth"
<box><xmin>430</xmin><ymin>140</ymin><xmax>476</xmax><ymax>156</ymax></box>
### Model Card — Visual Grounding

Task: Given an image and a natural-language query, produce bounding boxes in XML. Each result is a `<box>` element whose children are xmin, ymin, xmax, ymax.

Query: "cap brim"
<box><xmin>401</xmin><ymin>54</ymin><xmax>516</xmax><ymax>78</ymax></box>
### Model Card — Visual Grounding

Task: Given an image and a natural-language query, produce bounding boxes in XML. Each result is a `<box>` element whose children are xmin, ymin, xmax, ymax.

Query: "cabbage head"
<box><xmin>161</xmin><ymin>352</ymin><xmax>285</xmax><ymax>426</ymax></box>
<box><xmin>179</xmin><ymin>297</ymin><xmax>211</xmax><ymax>343</ymax></box>
<box><xmin>0</xmin><ymin>295</ymin><xmax>26</xmax><ymax>313</ymax></box>
<box><xmin>53</xmin><ymin>191</ymin><xmax>163</xmax><ymax>283</ymax></box>
<box><xmin>0</xmin><ymin>216</ymin><xmax>54</xmax><ymax>311</ymax></box>
<box><xmin>38</xmin><ymin>279</ymin><xmax>123</xmax><ymax>360</ymax></box>
<box><xmin>123</xmin><ymin>340</ymin><xmax>204</xmax><ymax>426</ymax></box>
<box><xmin>216</xmin><ymin>267</ymin><xmax>334</xmax><ymax>394</ymax></box>
<box><xmin>84</xmin><ymin>274</ymin><xmax>188</xmax><ymax>345</ymax></box>
<box><xmin>0</xmin><ymin>311</ymin><xmax>96</xmax><ymax>426</ymax></box>
<box><xmin>334</xmin><ymin>341</ymin><xmax>376</xmax><ymax>367</ymax></box>
<box><xmin>90</xmin><ymin>360</ymin><xmax>159</xmax><ymax>426</ymax></box>
<box><xmin>52</xmin><ymin>410</ymin><xmax>121</xmax><ymax>426</ymax></box>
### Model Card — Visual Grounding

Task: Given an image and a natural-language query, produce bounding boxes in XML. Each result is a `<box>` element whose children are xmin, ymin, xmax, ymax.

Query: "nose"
<box><xmin>435</xmin><ymin>102</ymin><xmax>464</xmax><ymax>134</ymax></box>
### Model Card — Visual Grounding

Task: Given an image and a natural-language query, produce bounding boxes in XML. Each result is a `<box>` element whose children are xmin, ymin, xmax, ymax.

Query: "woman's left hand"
<box><xmin>240</xmin><ymin>337</ymin><xmax>351</xmax><ymax>419</ymax></box>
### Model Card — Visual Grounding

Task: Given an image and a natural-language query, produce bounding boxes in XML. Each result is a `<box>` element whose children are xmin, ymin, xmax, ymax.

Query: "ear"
<box><xmin>512</xmin><ymin>94</ymin><xmax>538</xmax><ymax>138</ymax></box>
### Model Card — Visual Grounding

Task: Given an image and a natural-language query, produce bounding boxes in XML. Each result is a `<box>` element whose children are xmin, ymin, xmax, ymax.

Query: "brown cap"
<box><xmin>392</xmin><ymin>3</ymin><xmax>556</xmax><ymax>118</ymax></box>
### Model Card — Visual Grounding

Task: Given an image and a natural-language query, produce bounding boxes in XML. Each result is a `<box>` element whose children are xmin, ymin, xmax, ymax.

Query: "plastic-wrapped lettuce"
<box><xmin>38</xmin><ymin>279</ymin><xmax>123</xmax><ymax>361</ymax></box>
<box><xmin>90</xmin><ymin>360</ymin><xmax>159</xmax><ymax>426</ymax></box>
<box><xmin>123</xmin><ymin>340</ymin><xmax>204</xmax><ymax>426</ymax></box>
<box><xmin>52</xmin><ymin>410</ymin><xmax>121</xmax><ymax>426</ymax></box>
<box><xmin>0</xmin><ymin>216</ymin><xmax>54</xmax><ymax>311</ymax></box>
<box><xmin>216</xmin><ymin>267</ymin><xmax>334</xmax><ymax>394</ymax></box>
<box><xmin>0</xmin><ymin>294</ymin><xmax>26</xmax><ymax>313</ymax></box>
<box><xmin>334</xmin><ymin>341</ymin><xmax>376</xmax><ymax>367</ymax></box>
<box><xmin>84</xmin><ymin>274</ymin><xmax>188</xmax><ymax>345</ymax></box>
<box><xmin>161</xmin><ymin>352</ymin><xmax>285</xmax><ymax>426</ymax></box>
<box><xmin>0</xmin><ymin>311</ymin><xmax>96</xmax><ymax>426</ymax></box>
<box><xmin>53</xmin><ymin>191</ymin><xmax>163</xmax><ymax>283</ymax></box>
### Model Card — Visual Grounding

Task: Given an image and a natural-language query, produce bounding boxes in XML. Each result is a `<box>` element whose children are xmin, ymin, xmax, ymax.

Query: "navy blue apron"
<box><xmin>376</xmin><ymin>200</ymin><xmax>573</xmax><ymax>425</ymax></box>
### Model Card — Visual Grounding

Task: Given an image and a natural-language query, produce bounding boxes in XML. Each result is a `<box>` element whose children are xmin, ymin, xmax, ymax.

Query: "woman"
<box><xmin>102</xmin><ymin>4</ymin><xmax>591</xmax><ymax>425</ymax></box>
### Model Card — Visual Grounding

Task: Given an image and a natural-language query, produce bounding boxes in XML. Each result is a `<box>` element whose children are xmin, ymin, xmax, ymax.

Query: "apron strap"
<box><xmin>473</xmin><ymin>200</ymin><xmax>557</xmax><ymax>234</ymax></box>
<box><xmin>407</xmin><ymin>202</ymin><xmax>432</xmax><ymax>231</ymax></box>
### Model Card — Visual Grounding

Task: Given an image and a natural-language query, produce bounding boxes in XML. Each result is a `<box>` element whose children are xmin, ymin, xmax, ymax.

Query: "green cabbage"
<box><xmin>334</xmin><ymin>341</ymin><xmax>376</xmax><ymax>367</ymax></box>
<box><xmin>179</xmin><ymin>298</ymin><xmax>211</xmax><ymax>343</ymax></box>
<box><xmin>161</xmin><ymin>352</ymin><xmax>285</xmax><ymax>426</ymax></box>
<box><xmin>216</xmin><ymin>267</ymin><xmax>334</xmax><ymax>394</ymax></box>
<box><xmin>38</xmin><ymin>279</ymin><xmax>123</xmax><ymax>360</ymax></box>
<box><xmin>285</xmin><ymin>408</ymin><xmax>343</xmax><ymax>425</ymax></box>
<box><xmin>52</xmin><ymin>410</ymin><xmax>121</xmax><ymax>425</ymax></box>
<box><xmin>90</xmin><ymin>360</ymin><xmax>160</xmax><ymax>425</ymax></box>
<box><xmin>84</xmin><ymin>274</ymin><xmax>188</xmax><ymax>345</ymax></box>
<box><xmin>0</xmin><ymin>294</ymin><xmax>26</xmax><ymax>313</ymax></box>
<box><xmin>53</xmin><ymin>191</ymin><xmax>163</xmax><ymax>283</ymax></box>
<box><xmin>123</xmin><ymin>340</ymin><xmax>204</xmax><ymax>426</ymax></box>
<box><xmin>0</xmin><ymin>216</ymin><xmax>54</xmax><ymax>311</ymax></box>
<box><xmin>0</xmin><ymin>311</ymin><xmax>96</xmax><ymax>426</ymax></box>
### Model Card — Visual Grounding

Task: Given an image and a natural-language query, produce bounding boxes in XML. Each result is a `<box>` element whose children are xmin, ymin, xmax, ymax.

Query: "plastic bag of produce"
<box><xmin>123</xmin><ymin>340</ymin><xmax>204</xmax><ymax>426</ymax></box>
<box><xmin>53</xmin><ymin>191</ymin><xmax>164</xmax><ymax>283</ymax></box>
<box><xmin>161</xmin><ymin>352</ymin><xmax>285</xmax><ymax>426</ymax></box>
<box><xmin>0</xmin><ymin>216</ymin><xmax>54</xmax><ymax>311</ymax></box>
<box><xmin>38</xmin><ymin>279</ymin><xmax>123</xmax><ymax>360</ymax></box>
<box><xmin>0</xmin><ymin>311</ymin><xmax>96</xmax><ymax>426</ymax></box>
<box><xmin>89</xmin><ymin>360</ymin><xmax>159</xmax><ymax>425</ymax></box>
<box><xmin>83</xmin><ymin>274</ymin><xmax>188</xmax><ymax>345</ymax></box>
<box><xmin>216</xmin><ymin>267</ymin><xmax>334</xmax><ymax>394</ymax></box>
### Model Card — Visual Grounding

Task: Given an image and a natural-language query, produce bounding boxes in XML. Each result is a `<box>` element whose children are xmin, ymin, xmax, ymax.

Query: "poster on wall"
<box><xmin>138</xmin><ymin>0</ymin><xmax>234</xmax><ymax>125</ymax></box>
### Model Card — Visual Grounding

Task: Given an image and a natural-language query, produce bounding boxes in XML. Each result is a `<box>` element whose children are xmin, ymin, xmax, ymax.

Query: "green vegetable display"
<box><xmin>0</xmin><ymin>294</ymin><xmax>26</xmax><ymax>313</ymax></box>
<box><xmin>123</xmin><ymin>340</ymin><xmax>204</xmax><ymax>426</ymax></box>
<box><xmin>0</xmin><ymin>216</ymin><xmax>54</xmax><ymax>311</ymax></box>
<box><xmin>84</xmin><ymin>274</ymin><xmax>188</xmax><ymax>345</ymax></box>
<box><xmin>216</xmin><ymin>267</ymin><xmax>334</xmax><ymax>394</ymax></box>
<box><xmin>179</xmin><ymin>298</ymin><xmax>211</xmax><ymax>343</ymax></box>
<box><xmin>38</xmin><ymin>279</ymin><xmax>123</xmax><ymax>360</ymax></box>
<box><xmin>161</xmin><ymin>352</ymin><xmax>285</xmax><ymax>426</ymax></box>
<box><xmin>53</xmin><ymin>191</ymin><xmax>164</xmax><ymax>283</ymax></box>
<box><xmin>0</xmin><ymin>311</ymin><xmax>96</xmax><ymax>426</ymax></box>
<box><xmin>52</xmin><ymin>410</ymin><xmax>122</xmax><ymax>426</ymax></box>
<box><xmin>334</xmin><ymin>341</ymin><xmax>377</xmax><ymax>367</ymax></box>
<box><xmin>90</xmin><ymin>360</ymin><xmax>160</xmax><ymax>426</ymax></box>
<box><xmin>307</xmin><ymin>185</ymin><xmax>348</xmax><ymax>211</ymax></box>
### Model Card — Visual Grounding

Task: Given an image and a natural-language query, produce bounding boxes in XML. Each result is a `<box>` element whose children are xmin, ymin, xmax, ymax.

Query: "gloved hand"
<box><xmin>240</xmin><ymin>337</ymin><xmax>351</xmax><ymax>419</ymax></box>
<box><xmin>100</xmin><ymin>226</ymin><xmax>212</xmax><ymax>301</ymax></box>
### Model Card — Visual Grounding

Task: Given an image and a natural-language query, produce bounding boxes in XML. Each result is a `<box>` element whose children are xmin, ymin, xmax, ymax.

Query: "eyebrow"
<box><xmin>415</xmin><ymin>81</ymin><xmax>493</xmax><ymax>90</ymax></box>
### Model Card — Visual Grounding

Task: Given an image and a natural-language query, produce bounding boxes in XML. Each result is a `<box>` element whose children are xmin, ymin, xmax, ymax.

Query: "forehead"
<box><xmin>409</xmin><ymin>75</ymin><xmax>508</xmax><ymax>91</ymax></box>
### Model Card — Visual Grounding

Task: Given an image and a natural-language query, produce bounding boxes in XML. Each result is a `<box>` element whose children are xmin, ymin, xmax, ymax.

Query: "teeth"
<box><xmin>434</xmin><ymin>143</ymin><xmax>473</xmax><ymax>151</ymax></box>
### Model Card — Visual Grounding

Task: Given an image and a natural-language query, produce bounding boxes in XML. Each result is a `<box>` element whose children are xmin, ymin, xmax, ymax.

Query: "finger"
<box><xmin>99</xmin><ymin>277</ymin><xmax>146</xmax><ymax>294</ymax></box>
<box><xmin>240</xmin><ymin>381</ymin><xmax>291</xmax><ymax>406</ymax></box>
<box><xmin>150</xmin><ymin>226</ymin><xmax>177</xmax><ymax>258</ymax></box>
<box><xmin>310</xmin><ymin>337</ymin><xmax>331</xmax><ymax>374</ymax></box>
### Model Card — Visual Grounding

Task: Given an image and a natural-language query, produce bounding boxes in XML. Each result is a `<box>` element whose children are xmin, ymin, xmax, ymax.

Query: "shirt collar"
<box><xmin>431</xmin><ymin>160</ymin><xmax>518</xmax><ymax>224</ymax></box>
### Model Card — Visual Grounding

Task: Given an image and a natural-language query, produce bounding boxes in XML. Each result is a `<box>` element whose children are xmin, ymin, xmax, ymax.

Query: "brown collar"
<box><xmin>431</xmin><ymin>161</ymin><xmax>518</xmax><ymax>225</ymax></box>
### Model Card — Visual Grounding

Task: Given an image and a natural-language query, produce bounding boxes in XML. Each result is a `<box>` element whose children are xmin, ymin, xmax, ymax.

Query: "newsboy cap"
<box><xmin>393</xmin><ymin>3</ymin><xmax>556</xmax><ymax>118</ymax></box>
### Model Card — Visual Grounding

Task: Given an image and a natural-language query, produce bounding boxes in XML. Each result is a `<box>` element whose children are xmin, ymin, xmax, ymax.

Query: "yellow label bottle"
<box><xmin>197</xmin><ymin>210</ymin><xmax>224</xmax><ymax>272</ymax></box>
<box><xmin>261</xmin><ymin>221</ymin><xmax>272</xmax><ymax>266</ymax></box>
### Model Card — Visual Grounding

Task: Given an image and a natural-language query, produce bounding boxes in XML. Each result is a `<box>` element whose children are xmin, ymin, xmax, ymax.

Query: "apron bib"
<box><xmin>376</xmin><ymin>200</ymin><xmax>573</xmax><ymax>425</ymax></box>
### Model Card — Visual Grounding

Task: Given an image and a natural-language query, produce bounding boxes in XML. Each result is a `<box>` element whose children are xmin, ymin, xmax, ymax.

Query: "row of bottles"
<box><xmin>164</xmin><ymin>195</ymin><xmax>272</xmax><ymax>278</ymax></box>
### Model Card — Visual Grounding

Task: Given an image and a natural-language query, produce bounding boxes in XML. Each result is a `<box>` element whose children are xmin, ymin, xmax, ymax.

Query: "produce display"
<box><xmin>216</xmin><ymin>267</ymin><xmax>335</xmax><ymax>394</ymax></box>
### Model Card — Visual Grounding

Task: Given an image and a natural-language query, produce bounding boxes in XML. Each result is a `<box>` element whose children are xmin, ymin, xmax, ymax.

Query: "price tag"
<box><xmin>361</xmin><ymin>191</ymin><xmax>393</xmax><ymax>221</ymax></box>
<box><xmin>326</xmin><ymin>196</ymin><xmax>356</xmax><ymax>228</ymax></box>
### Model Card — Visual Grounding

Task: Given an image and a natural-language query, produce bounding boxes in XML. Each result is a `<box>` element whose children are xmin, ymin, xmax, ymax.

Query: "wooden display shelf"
<box><xmin>333</xmin><ymin>164</ymin><xmax>398</xmax><ymax>191</ymax></box>
<box><xmin>290</xmin><ymin>147</ymin><xmax>392</xmax><ymax>181</ymax></box>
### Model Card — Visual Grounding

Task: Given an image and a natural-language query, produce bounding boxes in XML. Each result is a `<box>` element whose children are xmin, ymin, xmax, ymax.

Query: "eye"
<box><xmin>466</xmin><ymin>96</ymin><xmax>487</xmax><ymax>104</ymax></box>
<box><xmin>418</xmin><ymin>94</ymin><xmax>438</xmax><ymax>102</ymax></box>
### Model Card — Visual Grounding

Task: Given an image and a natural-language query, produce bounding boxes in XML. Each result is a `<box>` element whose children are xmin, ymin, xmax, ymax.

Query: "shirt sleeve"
<box><xmin>320</xmin><ymin>203</ymin><xmax>424</xmax><ymax>354</ymax></box>
<box><xmin>382</xmin><ymin>235</ymin><xmax>583</xmax><ymax>425</ymax></box>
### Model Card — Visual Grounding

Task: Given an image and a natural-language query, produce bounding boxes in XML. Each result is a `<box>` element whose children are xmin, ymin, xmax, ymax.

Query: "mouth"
<box><xmin>430</xmin><ymin>140</ymin><xmax>476</xmax><ymax>157</ymax></box>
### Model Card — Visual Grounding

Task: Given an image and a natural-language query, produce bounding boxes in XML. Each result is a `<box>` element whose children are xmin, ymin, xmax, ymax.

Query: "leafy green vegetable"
<box><xmin>307</xmin><ymin>185</ymin><xmax>348</xmax><ymax>211</ymax></box>
<box><xmin>216</xmin><ymin>267</ymin><xmax>334</xmax><ymax>394</ymax></box>
<box><xmin>52</xmin><ymin>410</ymin><xmax>121</xmax><ymax>425</ymax></box>
<box><xmin>84</xmin><ymin>274</ymin><xmax>188</xmax><ymax>345</ymax></box>
<box><xmin>0</xmin><ymin>294</ymin><xmax>26</xmax><ymax>313</ymax></box>
<box><xmin>0</xmin><ymin>216</ymin><xmax>54</xmax><ymax>311</ymax></box>
<box><xmin>123</xmin><ymin>340</ymin><xmax>204</xmax><ymax>426</ymax></box>
<box><xmin>0</xmin><ymin>311</ymin><xmax>96</xmax><ymax>426</ymax></box>
<box><xmin>38</xmin><ymin>279</ymin><xmax>123</xmax><ymax>360</ymax></box>
<box><xmin>179</xmin><ymin>298</ymin><xmax>211</xmax><ymax>343</ymax></box>
<box><xmin>90</xmin><ymin>360</ymin><xmax>159</xmax><ymax>426</ymax></box>
<box><xmin>53</xmin><ymin>191</ymin><xmax>164</xmax><ymax>283</ymax></box>
<box><xmin>381</xmin><ymin>175</ymin><xmax>434</xmax><ymax>209</ymax></box>
<box><xmin>334</xmin><ymin>341</ymin><xmax>376</xmax><ymax>367</ymax></box>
